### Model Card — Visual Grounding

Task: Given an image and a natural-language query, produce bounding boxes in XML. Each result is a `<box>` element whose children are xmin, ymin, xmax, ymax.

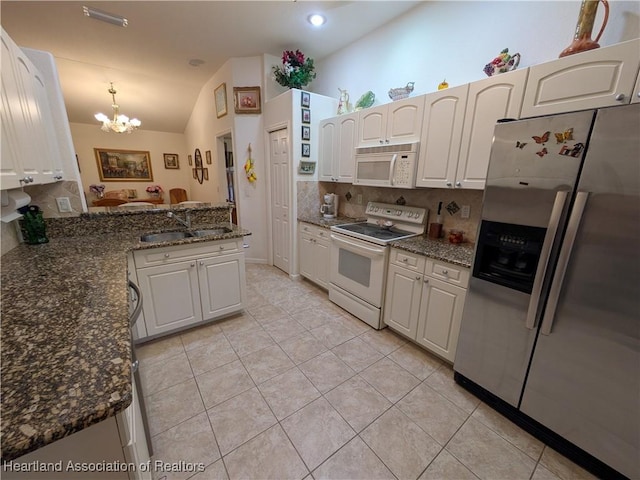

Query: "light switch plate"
<box><xmin>461</xmin><ymin>205</ymin><xmax>470</xmax><ymax>219</ymax></box>
<box><xmin>56</xmin><ymin>197</ymin><xmax>72</xmax><ymax>213</ymax></box>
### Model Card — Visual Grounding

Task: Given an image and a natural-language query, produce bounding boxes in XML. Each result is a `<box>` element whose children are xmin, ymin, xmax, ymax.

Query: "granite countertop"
<box><xmin>390</xmin><ymin>236</ymin><xmax>476</xmax><ymax>268</ymax></box>
<box><xmin>0</xmin><ymin>223</ymin><xmax>250</xmax><ymax>461</ymax></box>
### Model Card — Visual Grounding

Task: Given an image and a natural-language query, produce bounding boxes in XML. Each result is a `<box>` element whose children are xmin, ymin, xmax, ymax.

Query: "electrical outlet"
<box><xmin>56</xmin><ymin>197</ymin><xmax>72</xmax><ymax>213</ymax></box>
<box><xmin>357</xmin><ymin>194</ymin><xmax>363</xmax><ymax>205</ymax></box>
<box><xmin>461</xmin><ymin>205</ymin><xmax>470</xmax><ymax>219</ymax></box>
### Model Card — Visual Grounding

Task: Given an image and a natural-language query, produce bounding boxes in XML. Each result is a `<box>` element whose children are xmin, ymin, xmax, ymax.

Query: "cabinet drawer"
<box><xmin>134</xmin><ymin>239</ymin><xmax>240</xmax><ymax>267</ymax></box>
<box><xmin>425</xmin><ymin>259</ymin><xmax>469</xmax><ymax>288</ymax></box>
<box><xmin>390</xmin><ymin>248</ymin><xmax>426</xmax><ymax>272</ymax></box>
<box><xmin>299</xmin><ymin>222</ymin><xmax>331</xmax><ymax>240</ymax></box>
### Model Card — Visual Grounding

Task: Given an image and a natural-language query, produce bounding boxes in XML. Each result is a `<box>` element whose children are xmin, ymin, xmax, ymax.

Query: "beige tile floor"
<box><xmin>136</xmin><ymin>264</ymin><xmax>597</xmax><ymax>480</ymax></box>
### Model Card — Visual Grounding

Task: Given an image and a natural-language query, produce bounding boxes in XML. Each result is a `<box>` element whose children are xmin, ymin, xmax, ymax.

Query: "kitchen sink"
<box><xmin>190</xmin><ymin>227</ymin><xmax>232</xmax><ymax>237</ymax></box>
<box><xmin>140</xmin><ymin>231</ymin><xmax>192</xmax><ymax>243</ymax></box>
<box><xmin>140</xmin><ymin>227</ymin><xmax>233</xmax><ymax>243</ymax></box>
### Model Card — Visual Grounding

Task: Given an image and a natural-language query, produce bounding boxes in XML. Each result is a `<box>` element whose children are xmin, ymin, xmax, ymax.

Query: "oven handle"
<box><xmin>389</xmin><ymin>154</ymin><xmax>398</xmax><ymax>187</ymax></box>
<box><xmin>331</xmin><ymin>234</ymin><xmax>387</xmax><ymax>255</ymax></box>
<box><xmin>525</xmin><ymin>191</ymin><xmax>568</xmax><ymax>330</ymax></box>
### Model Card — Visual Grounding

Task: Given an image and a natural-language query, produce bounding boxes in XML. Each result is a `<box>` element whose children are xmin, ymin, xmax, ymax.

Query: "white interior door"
<box><xmin>269</xmin><ymin>128</ymin><xmax>290</xmax><ymax>274</ymax></box>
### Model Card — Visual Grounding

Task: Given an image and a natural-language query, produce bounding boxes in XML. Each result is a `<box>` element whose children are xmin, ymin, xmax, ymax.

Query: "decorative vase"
<box><xmin>559</xmin><ymin>0</ymin><xmax>609</xmax><ymax>58</ymax></box>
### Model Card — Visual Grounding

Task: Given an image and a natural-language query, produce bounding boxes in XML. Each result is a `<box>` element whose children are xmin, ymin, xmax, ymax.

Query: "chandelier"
<box><xmin>94</xmin><ymin>83</ymin><xmax>141</xmax><ymax>133</ymax></box>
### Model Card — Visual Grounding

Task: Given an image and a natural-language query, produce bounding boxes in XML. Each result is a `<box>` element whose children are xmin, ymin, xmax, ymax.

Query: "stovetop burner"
<box><xmin>330</xmin><ymin>202</ymin><xmax>428</xmax><ymax>245</ymax></box>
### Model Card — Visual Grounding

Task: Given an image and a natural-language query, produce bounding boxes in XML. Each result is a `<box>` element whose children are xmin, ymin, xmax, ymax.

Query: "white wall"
<box><xmin>184</xmin><ymin>56</ymin><xmax>269</xmax><ymax>264</ymax></box>
<box><xmin>70</xmin><ymin>123</ymin><xmax>189</xmax><ymax>203</ymax></box>
<box><xmin>313</xmin><ymin>1</ymin><xmax>640</xmax><ymax>104</ymax></box>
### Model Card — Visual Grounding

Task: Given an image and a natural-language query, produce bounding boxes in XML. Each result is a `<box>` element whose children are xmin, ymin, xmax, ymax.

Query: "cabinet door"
<box><xmin>457</xmin><ymin>68</ymin><xmax>528</xmax><ymax>190</ymax></box>
<box><xmin>137</xmin><ymin>261</ymin><xmax>202</xmax><ymax>337</ymax></box>
<box><xmin>383</xmin><ymin>263</ymin><xmax>422</xmax><ymax>338</ymax></box>
<box><xmin>319</xmin><ymin>118</ymin><xmax>337</xmax><ymax>181</ymax></box>
<box><xmin>416</xmin><ymin>84</ymin><xmax>469</xmax><ymax>188</ymax></box>
<box><xmin>314</xmin><ymin>236</ymin><xmax>330</xmax><ymax>289</ymax></box>
<box><xmin>336</xmin><ymin>113</ymin><xmax>357</xmax><ymax>182</ymax></box>
<box><xmin>521</xmin><ymin>38</ymin><xmax>640</xmax><ymax>117</ymax></box>
<box><xmin>299</xmin><ymin>228</ymin><xmax>315</xmax><ymax>280</ymax></box>
<box><xmin>198</xmin><ymin>252</ymin><xmax>246</xmax><ymax>320</ymax></box>
<box><xmin>358</xmin><ymin>105</ymin><xmax>386</xmax><ymax>146</ymax></box>
<box><xmin>30</xmin><ymin>71</ymin><xmax>61</xmax><ymax>184</ymax></box>
<box><xmin>386</xmin><ymin>96</ymin><xmax>425</xmax><ymax>144</ymax></box>
<box><xmin>416</xmin><ymin>277</ymin><xmax>466</xmax><ymax>362</ymax></box>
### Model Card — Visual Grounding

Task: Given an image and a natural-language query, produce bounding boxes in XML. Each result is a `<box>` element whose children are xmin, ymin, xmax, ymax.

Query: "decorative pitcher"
<box><xmin>559</xmin><ymin>0</ymin><xmax>609</xmax><ymax>57</ymax></box>
<box><xmin>483</xmin><ymin>49</ymin><xmax>521</xmax><ymax>77</ymax></box>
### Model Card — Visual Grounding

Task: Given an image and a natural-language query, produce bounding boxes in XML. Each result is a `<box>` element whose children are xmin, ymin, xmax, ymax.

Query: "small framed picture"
<box><xmin>233</xmin><ymin>86</ymin><xmax>261</xmax><ymax>114</ymax></box>
<box><xmin>301</xmin><ymin>125</ymin><xmax>310</xmax><ymax>141</ymax></box>
<box><xmin>163</xmin><ymin>153</ymin><xmax>179</xmax><ymax>169</ymax></box>
<box><xmin>301</xmin><ymin>143</ymin><xmax>311</xmax><ymax>157</ymax></box>
<box><xmin>215</xmin><ymin>83</ymin><xmax>227</xmax><ymax>118</ymax></box>
<box><xmin>205</xmin><ymin>150</ymin><xmax>212</xmax><ymax>165</ymax></box>
<box><xmin>188</xmin><ymin>154</ymin><xmax>193</xmax><ymax>166</ymax></box>
<box><xmin>301</xmin><ymin>108</ymin><xmax>310</xmax><ymax>124</ymax></box>
<box><xmin>203</xmin><ymin>168</ymin><xmax>209</xmax><ymax>181</ymax></box>
<box><xmin>192</xmin><ymin>168</ymin><xmax>197</xmax><ymax>179</ymax></box>
<box><xmin>301</xmin><ymin>91</ymin><xmax>310</xmax><ymax>107</ymax></box>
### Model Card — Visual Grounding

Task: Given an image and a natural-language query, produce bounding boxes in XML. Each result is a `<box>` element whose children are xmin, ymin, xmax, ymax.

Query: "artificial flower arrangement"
<box><xmin>89</xmin><ymin>184</ymin><xmax>105</xmax><ymax>197</ymax></box>
<box><xmin>272</xmin><ymin>50</ymin><xmax>316</xmax><ymax>89</ymax></box>
<box><xmin>145</xmin><ymin>185</ymin><xmax>163</xmax><ymax>194</ymax></box>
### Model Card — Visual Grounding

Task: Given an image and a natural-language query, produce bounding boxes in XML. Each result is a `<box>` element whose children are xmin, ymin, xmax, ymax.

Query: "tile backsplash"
<box><xmin>298</xmin><ymin>181</ymin><xmax>483</xmax><ymax>243</ymax></box>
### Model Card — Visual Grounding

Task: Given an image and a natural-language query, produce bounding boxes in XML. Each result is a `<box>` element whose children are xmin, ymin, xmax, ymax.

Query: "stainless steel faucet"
<box><xmin>167</xmin><ymin>211</ymin><xmax>191</xmax><ymax>229</ymax></box>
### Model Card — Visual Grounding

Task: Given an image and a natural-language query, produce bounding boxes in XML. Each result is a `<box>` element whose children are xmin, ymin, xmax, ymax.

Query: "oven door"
<box><xmin>330</xmin><ymin>232</ymin><xmax>389</xmax><ymax>307</ymax></box>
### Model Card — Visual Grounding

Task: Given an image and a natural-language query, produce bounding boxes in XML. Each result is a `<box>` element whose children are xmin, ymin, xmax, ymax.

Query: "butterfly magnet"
<box><xmin>532</xmin><ymin>131</ymin><xmax>550</xmax><ymax>144</ymax></box>
<box><xmin>555</xmin><ymin>128</ymin><xmax>573</xmax><ymax>144</ymax></box>
<box><xmin>515</xmin><ymin>141</ymin><xmax>527</xmax><ymax>149</ymax></box>
<box><xmin>536</xmin><ymin>147</ymin><xmax>548</xmax><ymax>157</ymax></box>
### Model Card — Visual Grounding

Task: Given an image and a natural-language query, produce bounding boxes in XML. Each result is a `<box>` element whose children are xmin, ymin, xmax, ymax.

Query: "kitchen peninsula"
<box><xmin>1</xmin><ymin>205</ymin><xmax>250</xmax><ymax>464</ymax></box>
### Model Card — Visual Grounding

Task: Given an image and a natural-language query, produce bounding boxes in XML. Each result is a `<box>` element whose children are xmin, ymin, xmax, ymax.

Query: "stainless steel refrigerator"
<box><xmin>454</xmin><ymin>103</ymin><xmax>639</xmax><ymax>479</ymax></box>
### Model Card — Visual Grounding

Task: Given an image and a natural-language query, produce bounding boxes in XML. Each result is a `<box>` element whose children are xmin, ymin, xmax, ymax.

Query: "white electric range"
<box><xmin>329</xmin><ymin>202</ymin><xmax>428</xmax><ymax>329</ymax></box>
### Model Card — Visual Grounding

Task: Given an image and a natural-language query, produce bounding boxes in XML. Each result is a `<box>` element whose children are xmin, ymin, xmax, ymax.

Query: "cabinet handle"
<box><xmin>442</xmin><ymin>269</ymin><xmax>448</xmax><ymax>275</ymax></box>
<box><xmin>385</xmin><ymin>139</ymin><xmax>390</xmax><ymax>144</ymax></box>
<box><xmin>20</xmin><ymin>176</ymin><xmax>34</xmax><ymax>184</ymax></box>
<box><xmin>423</xmin><ymin>278</ymin><xmax>429</xmax><ymax>284</ymax></box>
<box><xmin>199</xmin><ymin>261</ymin><xmax>204</xmax><ymax>266</ymax></box>
<box><xmin>164</xmin><ymin>253</ymin><xmax>170</xmax><ymax>258</ymax></box>
<box><xmin>446</xmin><ymin>181</ymin><xmax>452</xmax><ymax>187</ymax></box>
<box><xmin>190</xmin><ymin>263</ymin><xmax>195</xmax><ymax>267</ymax></box>
<box><xmin>379</xmin><ymin>140</ymin><xmax>384</xmax><ymax>144</ymax></box>
<box><xmin>415</xmin><ymin>276</ymin><xmax>421</xmax><ymax>281</ymax></box>
<box><xmin>53</xmin><ymin>175</ymin><xmax>63</xmax><ymax>181</ymax></box>
<box><xmin>219</xmin><ymin>246</ymin><xmax>224</xmax><ymax>250</ymax></box>
<box><xmin>614</xmin><ymin>93</ymin><xmax>625</xmax><ymax>101</ymax></box>
<box><xmin>455</xmin><ymin>181</ymin><xmax>461</xmax><ymax>187</ymax></box>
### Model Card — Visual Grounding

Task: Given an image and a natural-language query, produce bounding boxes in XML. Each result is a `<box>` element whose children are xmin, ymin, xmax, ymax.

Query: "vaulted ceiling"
<box><xmin>1</xmin><ymin>1</ymin><xmax>421</xmax><ymax>133</ymax></box>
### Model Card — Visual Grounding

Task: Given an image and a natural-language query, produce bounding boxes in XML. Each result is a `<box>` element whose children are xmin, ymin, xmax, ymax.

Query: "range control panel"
<box><xmin>365</xmin><ymin>202</ymin><xmax>427</xmax><ymax>225</ymax></box>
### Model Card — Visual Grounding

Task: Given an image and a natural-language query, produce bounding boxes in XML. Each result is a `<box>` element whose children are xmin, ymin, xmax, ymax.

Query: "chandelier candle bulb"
<box><xmin>95</xmin><ymin>83</ymin><xmax>141</xmax><ymax>133</ymax></box>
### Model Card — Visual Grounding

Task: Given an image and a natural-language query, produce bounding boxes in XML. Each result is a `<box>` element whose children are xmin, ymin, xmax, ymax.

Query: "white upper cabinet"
<box><xmin>457</xmin><ymin>68</ymin><xmax>528</xmax><ymax>190</ymax></box>
<box><xmin>416</xmin><ymin>84</ymin><xmax>469</xmax><ymax>188</ymax></box>
<box><xmin>1</xmin><ymin>28</ymin><xmax>65</xmax><ymax>190</ymax></box>
<box><xmin>318</xmin><ymin>112</ymin><xmax>357</xmax><ymax>182</ymax></box>
<box><xmin>358</xmin><ymin>96</ymin><xmax>425</xmax><ymax>146</ymax></box>
<box><xmin>521</xmin><ymin>38</ymin><xmax>640</xmax><ymax>117</ymax></box>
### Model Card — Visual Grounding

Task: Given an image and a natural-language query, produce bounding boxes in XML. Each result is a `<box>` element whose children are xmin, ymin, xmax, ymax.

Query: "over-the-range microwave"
<box><xmin>353</xmin><ymin>142</ymin><xmax>419</xmax><ymax>188</ymax></box>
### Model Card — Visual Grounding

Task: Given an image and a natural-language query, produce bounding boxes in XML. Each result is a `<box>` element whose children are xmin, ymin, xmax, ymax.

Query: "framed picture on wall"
<box><xmin>205</xmin><ymin>150</ymin><xmax>212</xmax><ymax>165</ymax></box>
<box><xmin>301</xmin><ymin>108</ymin><xmax>310</xmax><ymax>124</ymax></box>
<box><xmin>301</xmin><ymin>125</ymin><xmax>310</xmax><ymax>141</ymax></box>
<box><xmin>203</xmin><ymin>168</ymin><xmax>209</xmax><ymax>181</ymax></box>
<box><xmin>301</xmin><ymin>143</ymin><xmax>311</xmax><ymax>157</ymax></box>
<box><xmin>301</xmin><ymin>91</ymin><xmax>310</xmax><ymax>107</ymax></box>
<box><xmin>94</xmin><ymin>148</ymin><xmax>153</xmax><ymax>181</ymax></box>
<box><xmin>215</xmin><ymin>83</ymin><xmax>227</xmax><ymax>118</ymax></box>
<box><xmin>233</xmin><ymin>86</ymin><xmax>261</xmax><ymax>114</ymax></box>
<box><xmin>188</xmin><ymin>154</ymin><xmax>193</xmax><ymax>166</ymax></box>
<box><xmin>163</xmin><ymin>153</ymin><xmax>179</xmax><ymax>169</ymax></box>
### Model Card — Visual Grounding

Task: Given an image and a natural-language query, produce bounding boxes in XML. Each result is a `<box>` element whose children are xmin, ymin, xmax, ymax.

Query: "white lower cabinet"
<box><xmin>3</xmin><ymin>380</ymin><xmax>151</xmax><ymax>480</ymax></box>
<box><xmin>131</xmin><ymin>239</ymin><xmax>246</xmax><ymax>340</ymax></box>
<box><xmin>383</xmin><ymin>248</ymin><xmax>469</xmax><ymax>362</ymax></box>
<box><xmin>298</xmin><ymin>222</ymin><xmax>330</xmax><ymax>289</ymax></box>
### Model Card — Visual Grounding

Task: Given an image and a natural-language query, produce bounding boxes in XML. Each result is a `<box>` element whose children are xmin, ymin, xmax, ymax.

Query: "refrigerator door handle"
<box><xmin>525</xmin><ymin>191</ymin><xmax>568</xmax><ymax>329</ymax></box>
<box><xmin>540</xmin><ymin>191</ymin><xmax>589</xmax><ymax>335</ymax></box>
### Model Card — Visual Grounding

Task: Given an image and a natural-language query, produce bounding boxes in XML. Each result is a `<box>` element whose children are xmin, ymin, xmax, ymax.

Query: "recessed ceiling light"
<box><xmin>189</xmin><ymin>59</ymin><xmax>205</xmax><ymax>67</ymax></box>
<box><xmin>83</xmin><ymin>6</ymin><xmax>128</xmax><ymax>27</ymax></box>
<box><xmin>308</xmin><ymin>14</ymin><xmax>326</xmax><ymax>27</ymax></box>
